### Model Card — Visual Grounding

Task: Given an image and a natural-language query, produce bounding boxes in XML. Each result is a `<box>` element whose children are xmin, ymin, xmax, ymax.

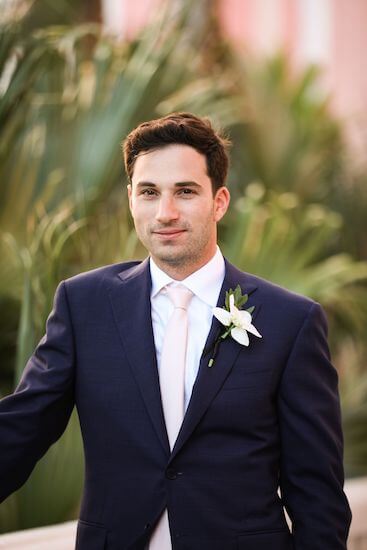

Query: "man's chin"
<box><xmin>151</xmin><ymin>246</ymin><xmax>188</xmax><ymax>266</ymax></box>
<box><xmin>154</xmin><ymin>253</ymin><xmax>186</xmax><ymax>266</ymax></box>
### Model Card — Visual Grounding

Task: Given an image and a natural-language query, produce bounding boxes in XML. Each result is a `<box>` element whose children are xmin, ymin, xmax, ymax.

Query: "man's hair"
<box><xmin>122</xmin><ymin>112</ymin><xmax>231</xmax><ymax>193</ymax></box>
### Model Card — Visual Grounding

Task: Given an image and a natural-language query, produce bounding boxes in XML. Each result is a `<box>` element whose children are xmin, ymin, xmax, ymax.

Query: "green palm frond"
<box><xmin>221</xmin><ymin>184</ymin><xmax>367</xmax><ymax>344</ymax></box>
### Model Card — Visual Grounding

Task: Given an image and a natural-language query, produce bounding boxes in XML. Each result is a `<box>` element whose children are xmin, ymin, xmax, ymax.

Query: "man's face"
<box><xmin>128</xmin><ymin>144</ymin><xmax>230</xmax><ymax>279</ymax></box>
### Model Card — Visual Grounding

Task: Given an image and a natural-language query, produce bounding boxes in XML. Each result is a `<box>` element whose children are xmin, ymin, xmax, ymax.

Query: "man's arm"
<box><xmin>278</xmin><ymin>302</ymin><xmax>352</xmax><ymax>549</ymax></box>
<box><xmin>0</xmin><ymin>281</ymin><xmax>75</xmax><ymax>502</ymax></box>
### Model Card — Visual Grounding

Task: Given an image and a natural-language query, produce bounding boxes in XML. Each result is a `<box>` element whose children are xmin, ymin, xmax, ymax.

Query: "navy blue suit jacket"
<box><xmin>0</xmin><ymin>258</ymin><xmax>351</xmax><ymax>549</ymax></box>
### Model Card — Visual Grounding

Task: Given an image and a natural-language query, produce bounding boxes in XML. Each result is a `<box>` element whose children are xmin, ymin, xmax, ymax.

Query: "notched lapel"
<box><xmin>108</xmin><ymin>259</ymin><xmax>169</xmax><ymax>455</ymax></box>
<box><xmin>170</xmin><ymin>261</ymin><xmax>260</xmax><ymax>460</ymax></box>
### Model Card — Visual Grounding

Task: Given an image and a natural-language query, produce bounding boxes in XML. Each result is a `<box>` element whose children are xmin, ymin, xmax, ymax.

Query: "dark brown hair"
<box><xmin>122</xmin><ymin>112</ymin><xmax>231</xmax><ymax>193</ymax></box>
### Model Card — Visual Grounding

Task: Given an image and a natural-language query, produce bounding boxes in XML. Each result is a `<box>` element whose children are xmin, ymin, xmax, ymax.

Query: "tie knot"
<box><xmin>166</xmin><ymin>285</ymin><xmax>193</xmax><ymax>310</ymax></box>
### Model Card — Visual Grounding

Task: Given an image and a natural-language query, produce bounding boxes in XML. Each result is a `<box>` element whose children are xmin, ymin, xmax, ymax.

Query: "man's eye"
<box><xmin>141</xmin><ymin>189</ymin><xmax>157</xmax><ymax>196</ymax></box>
<box><xmin>179</xmin><ymin>189</ymin><xmax>194</xmax><ymax>195</ymax></box>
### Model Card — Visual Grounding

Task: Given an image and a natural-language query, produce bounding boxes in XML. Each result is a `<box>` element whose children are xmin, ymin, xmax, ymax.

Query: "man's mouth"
<box><xmin>152</xmin><ymin>229</ymin><xmax>187</xmax><ymax>239</ymax></box>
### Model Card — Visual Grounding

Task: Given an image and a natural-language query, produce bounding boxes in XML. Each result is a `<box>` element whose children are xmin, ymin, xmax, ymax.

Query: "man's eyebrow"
<box><xmin>175</xmin><ymin>181</ymin><xmax>201</xmax><ymax>188</ymax></box>
<box><xmin>136</xmin><ymin>181</ymin><xmax>201</xmax><ymax>188</ymax></box>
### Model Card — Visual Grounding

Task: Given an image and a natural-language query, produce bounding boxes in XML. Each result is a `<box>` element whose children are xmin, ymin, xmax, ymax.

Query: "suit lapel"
<box><xmin>108</xmin><ymin>257</ymin><xmax>260</xmax><ymax>461</ymax></box>
<box><xmin>170</xmin><ymin>260</ymin><xmax>259</xmax><ymax>461</ymax></box>
<box><xmin>108</xmin><ymin>259</ymin><xmax>170</xmax><ymax>455</ymax></box>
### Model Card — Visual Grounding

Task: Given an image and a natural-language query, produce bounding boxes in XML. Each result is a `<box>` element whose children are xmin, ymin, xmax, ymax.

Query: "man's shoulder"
<box><xmin>249</xmin><ymin>271</ymin><xmax>314</xmax><ymax>306</ymax></box>
<box><xmin>63</xmin><ymin>259</ymin><xmax>145</xmax><ymax>290</ymax></box>
<box><xmin>228</xmin><ymin>261</ymin><xmax>317</xmax><ymax>316</ymax></box>
<box><xmin>234</xmin><ymin>266</ymin><xmax>325</xmax><ymax>334</ymax></box>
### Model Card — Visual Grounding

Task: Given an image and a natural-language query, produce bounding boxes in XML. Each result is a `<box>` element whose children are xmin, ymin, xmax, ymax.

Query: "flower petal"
<box><xmin>231</xmin><ymin>327</ymin><xmax>249</xmax><ymax>346</ymax></box>
<box><xmin>212</xmin><ymin>307</ymin><xmax>231</xmax><ymax>326</ymax></box>
<box><xmin>237</xmin><ymin>310</ymin><xmax>252</xmax><ymax>327</ymax></box>
<box><xmin>246</xmin><ymin>323</ymin><xmax>262</xmax><ymax>338</ymax></box>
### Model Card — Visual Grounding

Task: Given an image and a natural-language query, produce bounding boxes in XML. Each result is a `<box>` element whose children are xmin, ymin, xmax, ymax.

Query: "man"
<box><xmin>0</xmin><ymin>112</ymin><xmax>351</xmax><ymax>549</ymax></box>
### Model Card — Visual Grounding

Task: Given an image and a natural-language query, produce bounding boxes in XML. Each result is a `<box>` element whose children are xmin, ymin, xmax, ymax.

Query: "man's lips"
<box><xmin>154</xmin><ymin>229</ymin><xmax>186</xmax><ymax>234</ymax></box>
<box><xmin>152</xmin><ymin>229</ymin><xmax>187</xmax><ymax>238</ymax></box>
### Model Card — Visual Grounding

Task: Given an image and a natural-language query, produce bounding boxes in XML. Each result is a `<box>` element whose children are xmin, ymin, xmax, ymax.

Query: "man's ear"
<box><xmin>214</xmin><ymin>186</ymin><xmax>230</xmax><ymax>222</ymax></box>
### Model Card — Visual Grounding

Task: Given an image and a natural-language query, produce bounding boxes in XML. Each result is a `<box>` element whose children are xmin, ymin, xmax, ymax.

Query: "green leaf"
<box><xmin>237</xmin><ymin>293</ymin><xmax>249</xmax><ymax>308</ymax></box>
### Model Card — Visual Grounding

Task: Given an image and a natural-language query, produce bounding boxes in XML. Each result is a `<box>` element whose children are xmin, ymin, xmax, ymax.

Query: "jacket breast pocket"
<box><xmin>237</xmin><ymin>528</ymin><xmax>294</xmax><ymax>550</ymax></box>
<box><xmin>75</xmin><ymin>519</ymin><xmax>107</xmax><ymax>550</ymax></box>
<box><xmin>222</xmin><ymin>366</ymin><xmax>274</xmax><ymax>391</ymax></box>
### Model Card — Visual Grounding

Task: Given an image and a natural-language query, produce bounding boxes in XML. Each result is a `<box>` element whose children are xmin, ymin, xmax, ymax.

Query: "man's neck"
<box><xmin>151</xmin><ymin>249</ymin><xmax>218</xmax><ymax>281</ymax></box>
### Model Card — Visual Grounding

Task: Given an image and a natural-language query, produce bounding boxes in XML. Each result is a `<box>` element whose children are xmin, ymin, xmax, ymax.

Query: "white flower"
<box><xmin>212</xmin><ymin>294</ymin><xmax>262</xmax><ymax>347</ymax></box>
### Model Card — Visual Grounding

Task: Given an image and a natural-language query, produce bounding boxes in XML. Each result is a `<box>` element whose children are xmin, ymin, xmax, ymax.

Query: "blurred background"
<box><xmin>1</xmin><ymin>0</ymin><xmax>367</xmax><ymax>536</ymax></box>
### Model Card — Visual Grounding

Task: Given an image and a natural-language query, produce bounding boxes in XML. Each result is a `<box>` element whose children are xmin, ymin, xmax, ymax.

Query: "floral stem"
<box><xmin>208</xmin><ymin>337</ymin><xmax>221</xmax><ymax>368</ymax></box>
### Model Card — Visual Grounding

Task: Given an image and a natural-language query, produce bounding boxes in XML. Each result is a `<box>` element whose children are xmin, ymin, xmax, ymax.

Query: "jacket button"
<box><xmin>166</xmin><ymin>468</ymin><xmax>178</xmax><ymax>480</ymax></box>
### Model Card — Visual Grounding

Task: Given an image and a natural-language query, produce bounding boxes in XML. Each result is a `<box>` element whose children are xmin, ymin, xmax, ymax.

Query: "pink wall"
<box><xmin>217</xmin><ymin>0</ymin><xmax>367</xmax><ymax>133</ymax></box>
<box><xmin>330</xmin><ymin>1</ymin><xmax>367</xmax><ymax>121</ymax></box>
<box><xmin>103</xmin><ymin>0</ymin><xmax>367</xmax><ymax>137</ymax></box>
<box><xmin>217</xmin><ymin>0</ymin><xmax>297</xmax><ymax>58</ymax></box>
<box><xmin>123</xmin><ymin>0</ymin><xmax>160</xmax><ymax>40</ymax></box>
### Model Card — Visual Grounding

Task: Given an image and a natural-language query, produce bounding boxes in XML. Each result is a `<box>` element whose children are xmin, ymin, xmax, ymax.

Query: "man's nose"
<box><xmin>155</xmin><ymin>196</ymin><xmax>179</xmax><ymax>223</ymax></box>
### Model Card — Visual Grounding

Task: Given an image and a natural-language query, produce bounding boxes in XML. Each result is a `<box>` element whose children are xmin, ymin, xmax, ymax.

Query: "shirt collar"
<box><xmin>150</xmin><ymin>246</ymin><xmax>225</xmax><ymax>307</ymax></box>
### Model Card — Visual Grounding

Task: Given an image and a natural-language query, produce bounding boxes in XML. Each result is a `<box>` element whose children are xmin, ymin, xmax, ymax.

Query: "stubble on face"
<box><xmin>131</xmin><ymin>196</ymin><xmax>218</xmax><ymax>280</ymax></box>
<box><xmin>145</xmin><ymin>202</ymin><xmax>216</xmax><ymax>269</ymax></box>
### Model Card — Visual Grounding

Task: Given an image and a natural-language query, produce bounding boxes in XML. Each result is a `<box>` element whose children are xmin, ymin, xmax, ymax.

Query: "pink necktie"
<box><xmin>149</xmin><ymin>284</ymin><xmax>193</xmax><ymax>550</ymax></box>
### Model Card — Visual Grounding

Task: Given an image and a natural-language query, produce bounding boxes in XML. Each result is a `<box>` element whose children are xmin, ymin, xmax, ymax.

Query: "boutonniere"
<box><xmin>208</xmin><ymin>285</ymin><xmax>262</xmax><ymax>367</ymax></box>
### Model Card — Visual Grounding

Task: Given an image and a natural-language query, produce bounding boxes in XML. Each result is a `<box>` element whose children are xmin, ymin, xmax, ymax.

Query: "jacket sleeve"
<box><xmin>278</xmin><ymin>302</ymin><xmax>352</xmax><ymax>549</ymax></box>
<box><xmin>0</xmin><ymin>281</ymin><xmax>75</xmax><ymax>502</ymax></box>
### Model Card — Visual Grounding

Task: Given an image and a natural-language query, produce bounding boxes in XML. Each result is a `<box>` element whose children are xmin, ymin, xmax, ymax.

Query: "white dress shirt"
<box><xmin>150</xmin><ymin>247</ymin><xmax>225</xmax><ymax>411</ymax></box>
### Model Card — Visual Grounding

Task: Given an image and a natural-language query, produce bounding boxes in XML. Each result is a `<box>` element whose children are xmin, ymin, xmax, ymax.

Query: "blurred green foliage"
<box><xmin>0</xmin><ymin>0</ymin><xmax>367</xmax><ymax>533</ymax></box>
